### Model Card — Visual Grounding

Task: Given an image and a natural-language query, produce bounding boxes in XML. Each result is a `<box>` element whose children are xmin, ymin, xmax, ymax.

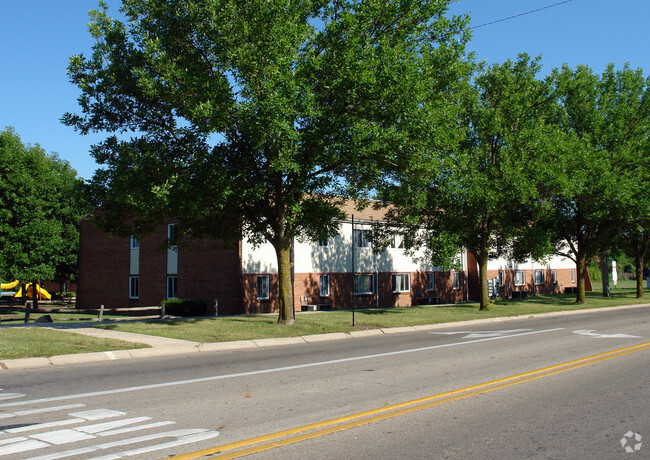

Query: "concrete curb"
<box><xmin>1</xmin><ymin>303</ymin><xmax>648</xmax><ymax>370</ymax></box>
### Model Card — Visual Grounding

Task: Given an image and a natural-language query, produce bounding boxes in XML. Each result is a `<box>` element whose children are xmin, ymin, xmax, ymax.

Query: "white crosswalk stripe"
<box><xmin>0</xmin><ymin>389</ymin><xmax>219</xmax><ymax>459</ymax></box>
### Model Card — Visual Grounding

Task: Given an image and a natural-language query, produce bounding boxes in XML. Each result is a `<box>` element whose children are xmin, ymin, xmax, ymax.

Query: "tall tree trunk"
<box><xmin>477</xmin><ymin>226</ymin><xmax>491</xmax><ymax>311</ymax></box>
<box><xmin>575</xmin><ymin>254</ymin><xmax>587</xmax><ymax>304</ymax></box>
<box><xmin>600</xmin><ymin>251</ymin><xmax>610</xmax><ymax>297</ymax></box>
<box><xmin>635</xmin><ymin>252</ymin><xmax>644</xmax><ymax>299</ymax></box>
<box><xmin>478</xmin><ymin>252</ymin><xmax>489</xmax><ymax>310</ymax></box>
<box><xmin>275</xmin><ymin>236</ymin><xmax>295</xmax><ymax>324</ymax></box>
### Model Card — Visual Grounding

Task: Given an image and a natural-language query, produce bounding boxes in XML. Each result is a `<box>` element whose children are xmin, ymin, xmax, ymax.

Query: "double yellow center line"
<box><xmin>172</xmin><ymin>341</ymin><xmax>650</xmax><ymax>459</ymax></box>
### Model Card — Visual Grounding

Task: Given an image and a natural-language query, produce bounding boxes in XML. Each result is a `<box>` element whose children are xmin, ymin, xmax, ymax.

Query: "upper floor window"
<box><xmin>168</xmin><ymin>223</ymin><xmax>178</xmax><ymax>246</ymax></box>
<box><xmin>353</xmin><ymin>228</ymin><xmax>371</xmax><ymax>248</ymax></box>
<box><xmin>388</xmin><ymin>234</ymin><xmax>404</xmax><ymax>249</ymax></box>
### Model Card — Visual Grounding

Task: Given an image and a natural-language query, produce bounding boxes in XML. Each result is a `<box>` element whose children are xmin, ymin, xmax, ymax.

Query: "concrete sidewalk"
<box><xmin>1</xmin><ymin>303</ymin><xmax>648</xmax><ymax>370</ymax></box>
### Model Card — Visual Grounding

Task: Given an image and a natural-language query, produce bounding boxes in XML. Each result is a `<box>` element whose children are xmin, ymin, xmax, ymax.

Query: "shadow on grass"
<box><xmin>358</xmin><ymin>308</ymin><xmax>401</xmax><ymax>315</ymax></box>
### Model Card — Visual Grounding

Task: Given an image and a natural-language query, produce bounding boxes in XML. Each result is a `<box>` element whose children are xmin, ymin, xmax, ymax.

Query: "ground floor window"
<box><xmin>354</xmin><ymin>274</ymin><xmax>374</xmax><ymax>294</ymax></box>
<box><xmin>571</xmin><ymin>269</ymin><xmax>576</xmax><ymax>282</ymax></box>
<box><xmin>514</xmin><ymin>270</ymin><xmax>526</xmax><ymax>286</ymax></box>
<box><xmin>427</xmin><ymin>273</ymin><xmax>435</xmax><ymax>291</ymax></box>
<box><xmin>167</xmin><ymin>276</ymin><xmax>178</xmax><ymax>299</ymax></box>
<box><xmin>392</xmin><ymin>273</ymin><xmax>411</xmax><ymax>292</ymax></box>
<box><xmin>552</xmin><ymin>270</ymin><xmax>558</xmax><ymax>284</ymax></box>
<box><xmin>534</xmin><ymin>270</ymin><xmax>544</xmax><ymax>285</ymax></box>
<box><xmin>129</xmin><ymin>276</ymin><xmax>139</xmax><ymax>299</ymax></box>
<box><xmin>257</xmin><ymin>275</ymin><xmax>270</xmax><ymax>299</ymax></box>
<box><xmin>498</xmin><ymin>270</ymin><xmax>504</xmax><ymax>287</ymax></box>
<box><xmin>319</xmin><ymin>274</ymin><xmax>330</xmax><ymax>297</ymax></box>
<box><xmin>453</xmin><ymin>272</ymin><xmax>460</xmax><ymax>290</ymax></box>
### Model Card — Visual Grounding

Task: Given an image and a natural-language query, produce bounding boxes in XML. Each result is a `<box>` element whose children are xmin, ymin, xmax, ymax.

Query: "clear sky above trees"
<box><xmin>1</xmin><ymin>0</ymin><xmax>649</xmax><ymax>180</ymax></box>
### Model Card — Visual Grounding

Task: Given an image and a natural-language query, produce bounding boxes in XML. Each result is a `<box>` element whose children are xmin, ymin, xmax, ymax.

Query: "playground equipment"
<box><xmin>14</xmin><ymin>283</ymin><xmax>51</xmax><ymax>300</ymax></box>
<box><xmin>1</xmin><ymin>279</ymin><xmax>19</xmax><ymax>290</ymax></box>
<box><xmin>12</xmin><ymin>282</ymin><xmax>51</xmax><ymax>300</ymax></box>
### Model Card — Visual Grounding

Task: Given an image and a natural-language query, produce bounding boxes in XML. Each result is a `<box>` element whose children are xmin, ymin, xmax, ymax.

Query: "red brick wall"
<box><xmin>77</xmin><ymin>218</ymin><xmax>130</xmax><ymax>309</ymax></box>
<box><xmin>77</xmin><ymin>218</ymin><xmax>243</xmax><ymax>314</ymax></box>
<box><xmin>291</xmin><ymin>271</ymin><xmax>467</xmax><ymax>311</ymax></box>
<box><xmin>485</xmin><ymin>268</ymin><xmax>578</xmax><ymax>298</ymax></box>
<box><xmin>178</xmin><ymin>239</ymin><xmax>242</xmax><ymax>315</ymax></box>
<box><xmin>138</xmin><ymin>223</ymin><xmax>168</xmax><ymax>307</ymax></box>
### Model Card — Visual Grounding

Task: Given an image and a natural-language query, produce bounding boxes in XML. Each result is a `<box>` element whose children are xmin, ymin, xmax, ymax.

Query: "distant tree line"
<box><xmin>0</xmin><ymin>128</ymin><xmax>86</xmax><ymax>299</ymax></box>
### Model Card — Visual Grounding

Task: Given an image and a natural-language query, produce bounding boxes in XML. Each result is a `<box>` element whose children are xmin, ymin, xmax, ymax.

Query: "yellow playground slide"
<box><xmin>1</xmin><ymin>280</ymin><xmax>19</xmax><ymax>290</ymax></box>
<box><xmin>13</xmin><ymin>283</ymin><xmax>52</xmax><ymax>300</ymax></box>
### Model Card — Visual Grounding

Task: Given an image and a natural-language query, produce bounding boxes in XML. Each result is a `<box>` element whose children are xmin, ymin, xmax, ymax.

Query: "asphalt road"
<box><xmin>1</xmin><ymin>306</ymin><xmax>648</xmax><ymax>459</ymax></box>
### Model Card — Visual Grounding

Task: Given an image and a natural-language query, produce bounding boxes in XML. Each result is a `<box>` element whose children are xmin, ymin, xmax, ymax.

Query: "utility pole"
<box><xmin>351</xmin><ymin>214</ymin><xmax>355</xmax><ymax>327</ymax></box>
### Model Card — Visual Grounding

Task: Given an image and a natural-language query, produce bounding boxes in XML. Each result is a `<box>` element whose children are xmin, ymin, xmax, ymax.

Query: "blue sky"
<box><xmin>1</xmin><ymin>0</ymin><xmax>649</xmax><ymax>180</ymax></box>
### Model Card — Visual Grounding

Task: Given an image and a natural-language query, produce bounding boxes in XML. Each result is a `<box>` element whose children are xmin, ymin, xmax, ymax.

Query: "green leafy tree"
<box><xmin>64</xmin><ymin>0</ymin><xmax>469</xmax><ymax>323</ymax></box>
<box><xmin>382</xmin><ymin>55</ymin><xmax>553</xmax><ymax>310</ymax></box>
<box><xmin>541</xmin><ymin>64</ymin><xmax>650</xmax><ymax>303</ymax></box>
<box><xmin>614</xmin><ymin>140</ymin><xmax>650</xmax><ymax>298</ymax></box>
<box><xmin>0</xmin><ymin>128</ymin><xmax>85</xmax><ymax>302</ymax></box>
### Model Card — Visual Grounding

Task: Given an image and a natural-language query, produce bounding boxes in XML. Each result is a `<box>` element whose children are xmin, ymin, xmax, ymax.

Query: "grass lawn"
<box><xmin>0</xmin><ymin>328</ymin><xmax>149</xmax><ymax>360</ymax></box>
<box><xmin>94</xmin><ymin>280</ymin><xmax>649</xmax><ymax>343</ymax></box>
<box><xmin>0</xmin><ymin>305</ymin><xmax>138</xmax><ymax>324</ymax></box>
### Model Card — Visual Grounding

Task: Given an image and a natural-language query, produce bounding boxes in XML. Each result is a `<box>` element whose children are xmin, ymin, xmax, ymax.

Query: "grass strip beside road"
<box><xmin>94</xmin><ymin>288</ymin><xmax>650</xmax><ymax>344</ymax></box>
<box><xmin>0</xmin><ymin>328</ymin><xmax>150</xmax><ymax>360</ymax></box>
<box><xmin>1</xmin><ymin>283</ymin><xmax>647</xmax><ymax>360</ymax></box>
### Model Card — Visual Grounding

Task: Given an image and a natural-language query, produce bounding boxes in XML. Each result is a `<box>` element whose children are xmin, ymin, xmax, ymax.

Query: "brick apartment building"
<box><xmin>77</xmin><ymin>202</ymin><xmax>580</xmax><ymax>314</ymax></box>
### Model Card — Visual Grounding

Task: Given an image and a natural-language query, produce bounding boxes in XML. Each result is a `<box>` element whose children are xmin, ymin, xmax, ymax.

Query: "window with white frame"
<box><xmin>534</xmin><ymin>270</ymin><xmax>544</xmax><ymax>285</ymax></box>
<box><xmin>392</xmin><ymin>273</ymin><xmax>410</xmax><ymax>292</ymax></box>
<box><xmin>130</xmin><ymin>235</ymin><xmax>139</xmax><ymax>249</ymax></box>
<box><xmin>167</xmin><ymin>276</ymin><xmax>178</xmax><ymax>299</ymax></box>
<box><xmin>354</xmin><ymin>274</ymin><xmax>374</xmax><ymax>294</ymax></box>
<box><xmin>353</xmin><ymin>228</ymin><xmax>371</xmax><ymax>248</ymax></box>
<box><xmin>514</xmin><ymin>270</ymin><xmax>526</xmax><ymax>286</ymax></box>
<box><xmin>319</xmin><ymin>274</ymin><xmax>330</xmax><ymax>297</ymax></box>
<box><xmin>552</xmin><ymin>270</ymin><xmax>557</xmax><ymax>284</ymax></box>
<box><xmin>388</xmin><ymin>234</ymin><xmax>404</xmax><ymax>249</ymax></box>
<box><xmin>257</xmin><ymin>275</ymin><xmax>270</xmax><ymax>299</ymax></box>
<box><xmin>498</xmin><ymin>270</ymin><xmax>504</xmax><ymax>287</ymax></box>
<box><xmin>571</xmin><ymin>269</ymin><xmax>576</xmax><ymax>282</ymax></box>
<box><xmin>129</xmin><ymin>276</ymin><xmax>139</xmax><ymax>299</ymax></box>
<box><xmin>453</xmin><ymin>272</ymin><xmax>460</xmax><ymax>290</ymax></box>
<box><xmin>427</xmin><ymin>273</ymin><xmax>435</xmax><ymax>291</ymax></box>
